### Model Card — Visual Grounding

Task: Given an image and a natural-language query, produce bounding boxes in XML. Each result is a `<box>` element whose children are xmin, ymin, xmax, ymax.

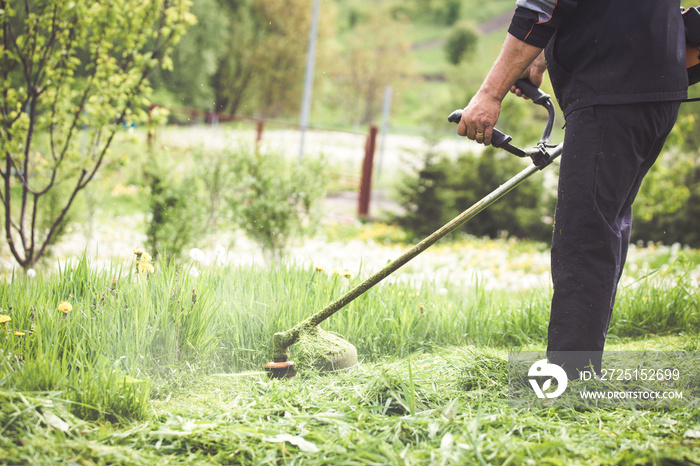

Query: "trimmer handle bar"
<box><xmin>449</xmin><ymin>79</ymin><xmax>557</xmax><ymax>169</ymax></box>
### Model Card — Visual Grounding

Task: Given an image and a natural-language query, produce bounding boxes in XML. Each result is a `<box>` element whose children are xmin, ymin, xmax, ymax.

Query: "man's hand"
<box><xmin>455</xmin><ymin>34</ymin><xmax>544</xmax><ymax>146</ymax></box>
<box><xmin>457</xmin><ymin>91</ymin><xmax>502</xmax><ymax>146</ymax></box>
<box><xmin>511</xmin><ymin>51</ymin><xmax>547</xmax><ymax>99</ymax></box>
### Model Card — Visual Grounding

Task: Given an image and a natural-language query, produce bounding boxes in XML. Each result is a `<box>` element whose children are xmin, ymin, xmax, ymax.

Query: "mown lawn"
<box><xmin>2</xmin><ymin>344</ymin><xmax>699</xmax><ymax>465</ymax></box>
<box><xmin>1</xmin><ymin>246</ymin><xmax>699</xmax><ymax>465</ymax></box>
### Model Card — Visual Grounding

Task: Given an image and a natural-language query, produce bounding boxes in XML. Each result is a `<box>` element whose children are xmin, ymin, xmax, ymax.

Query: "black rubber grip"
<box><xmin>490</xmin><ymin>128</ymin><xmax>510</xmax><ymax>148</ymax></box>
<box><xmin>514</xmin><ymin>79</ymin><xmax>548</xmax><ymax>104</ymax></box>
<box><xmin>447</xmin><ymin>109</ymin><xmax>512</xmax><ymax>148</ymax></box>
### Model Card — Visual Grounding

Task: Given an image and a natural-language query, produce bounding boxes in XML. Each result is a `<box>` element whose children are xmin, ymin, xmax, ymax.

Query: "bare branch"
<box><xmin>3</xmin><ymin>156</ymin><xmax>26</xmax><ymax>267</ymax></box>
<box><xmin>34</xmin><ymin>169</ymin><xmax>87</xmax><ymax>261</ymax></box>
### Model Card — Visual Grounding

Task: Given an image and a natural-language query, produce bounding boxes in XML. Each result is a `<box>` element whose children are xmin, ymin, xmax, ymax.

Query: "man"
<box><xmin>458</xmin><ymin>0</ymin><xmax>688</xmax><ymax>379</ymax></box>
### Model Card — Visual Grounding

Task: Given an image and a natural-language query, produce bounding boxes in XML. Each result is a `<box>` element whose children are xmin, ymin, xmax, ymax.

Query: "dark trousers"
<box><xmin>546</xmin><ymin>101</ymin><xmax>681</xmax><ymax>379</ymax></box>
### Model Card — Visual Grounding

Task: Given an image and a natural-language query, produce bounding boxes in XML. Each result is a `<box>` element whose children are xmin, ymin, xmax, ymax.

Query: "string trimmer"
<box><xmin>265</xmin><ymin>80</ymin><xmax>563</xmax><ymax>378</ymax></box>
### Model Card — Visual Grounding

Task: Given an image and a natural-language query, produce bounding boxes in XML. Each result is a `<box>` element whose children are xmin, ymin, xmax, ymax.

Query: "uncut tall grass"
<box><xmin>1</xmin><ymin>253</ymin><xmax>699</xmax><ymax>421</ymax></box>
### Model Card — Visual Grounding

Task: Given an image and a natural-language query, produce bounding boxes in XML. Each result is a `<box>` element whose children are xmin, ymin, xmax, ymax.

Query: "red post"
<box><xmin>358</xmin><ymin>125</ymin><xmax>378</xmax><ymax>218</ymax></box>
<box><xmin>146</xmin><ymin>104</ymin><xmax>157</xmax><ymax>152</ymax></box>
<box><xmin>256</xmin><ymin>120</ymin><xmax>264</xmax><ymax>145</ymax></box>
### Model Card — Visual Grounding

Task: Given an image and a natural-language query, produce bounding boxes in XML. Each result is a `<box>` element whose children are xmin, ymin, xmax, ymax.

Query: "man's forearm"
<box><xmin>457</xmin><ymin>33</ymin><xmax>544</xmax><ymax>144</ymax></box>
<box><xmin>478</xmin><ymin>33</ymin><xmax>544</xmax><ymax>102</ymax></box>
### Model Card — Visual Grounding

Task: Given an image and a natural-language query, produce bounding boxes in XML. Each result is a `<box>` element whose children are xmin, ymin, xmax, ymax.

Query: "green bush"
<box><xmin>224</xmin><ymin>148</ymin><xmax>326</xmax><ymax>258</ymax></box>
<box><xmin>138</xmin><ymin>144</ymin><xmax>326</xmax><ymax>261</ymax></box>
<box><xmin>632</xmin><ymin>148</ymin><xmax>700</xmax><ymax>247</ymax></box>
<box><xmin>193</xmin><ymin>145</ymin><xmax>235</xmax><ymax>232</ymax></box>
<box><xmin>393</xmin><ymin>145</ymin><xmax>448</xmax><ymax>239</ymax></box>
<box><xmin>630</xmin><ymin>91</ymin><xmax>700</xmax><ymax>247</ymax></box>
<box><xmin>144</xmin><ymin>149</ymin><xmax>209</xmax><ymax>262</ymax></box>
<box><xmin>394</xmin><ymin>147</ymin><xmax>556</xmax><ymax>241</ymax></box>
<box><xmin>444</xmin><ymin>20</ymin><xmax>480</xmax><ymax>65</ymax></box>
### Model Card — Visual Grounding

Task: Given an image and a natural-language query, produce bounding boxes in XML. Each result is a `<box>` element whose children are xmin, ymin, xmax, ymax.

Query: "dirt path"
<box><xmin>478</xmin><ymin>10</ymin><xmax>515</xmax><ymax>35</ymax></box>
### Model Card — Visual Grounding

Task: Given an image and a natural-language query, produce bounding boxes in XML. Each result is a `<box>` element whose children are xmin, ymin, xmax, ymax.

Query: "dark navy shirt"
<box><xmin>508</xmin><ymin>0</ymin><xmax>688</xmax><ymax>115</ymax></box>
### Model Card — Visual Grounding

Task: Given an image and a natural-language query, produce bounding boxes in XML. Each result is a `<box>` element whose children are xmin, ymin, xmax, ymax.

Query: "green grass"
<box><xmin>1</xmin><ymin>346</ymin><xmax>698</xmax><ymax>465</ymax></box>
<box><xmin>0</xmin><ymin>246</ymin><xmax>699</xmax><ymax>464</ymax></box>
<box><xmin>1</xmin><ymin>251</ymin><xmax>699</xmax><ymax>463</ymax></box>
<box><xmin>2</xmin><ymin>244</ymin><xmax>699</xmax><ymax>378</ymax></box>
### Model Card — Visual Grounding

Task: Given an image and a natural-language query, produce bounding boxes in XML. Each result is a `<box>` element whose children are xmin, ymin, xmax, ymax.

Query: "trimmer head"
<box><xmin>265</xmin><ymin>325</ymin><xmax>358</xmax><ymax>378</ymax></box>
<box><xmin>264</xmin><ymin>360</ymin><xmax>297</xmax><ymax>378</ymax></box>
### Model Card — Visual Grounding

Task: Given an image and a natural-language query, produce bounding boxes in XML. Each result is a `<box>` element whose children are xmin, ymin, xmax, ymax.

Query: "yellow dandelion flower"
<box><xmin>342</xmin><ymin>270</ymin><xmax>352</xmax><ymax>278</ymax></box>
<box><xmin>141</xmin><ymin>252</ymin><xmax>152</xmax><ymax>264</ymax></box>
<box><xmin>0</xmin><ymin>315</ymin><xmax>10</xmax><ymax>324</ymax></box>
<box><xmin>138</xmin><ymin>262</ymin><xmax>155</xmax><ymax>275</ymax></box>
<box><xmin>314</xmin><ymin>266</ymin><xmax>325</xmax><ymax>272</ymax></box>
<box><xmin>58</xmin><ymin>301</ymin><xmax>72</xmax><ymax>314</ymax></box>
<box><xmin>14</xmin><ymin>331</ymin><xmax>25</xmax><ymax>337</ymax></box>
<box><xmin>133</xmin><ymin>247</ymin><xmax>144</xmax><ymax>256</ymax></box>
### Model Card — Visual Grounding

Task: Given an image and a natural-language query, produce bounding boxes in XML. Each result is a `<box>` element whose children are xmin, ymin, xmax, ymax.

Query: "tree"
<box><xmin>1</xmin><ymin>0</ymin><xmax>194</xmax><ymax>268</ymax></box>
<box><xmin>210</xmin><ymin>0</ymin><xmax>259</xmax><ymax>116</ymax></box>
<box><xmin>151</xmin><ymin>0</ymin><xmax>228</xmax><ymax>110</ymax></box>
<box><xmin>212</xmin><ymin>0</ymin><xmax>329</xmax><ymax>118</ymax></box>
<box><xmin>328</xmin><ymin>6</ymin><xmax>413</xmax><ymax>125</ymax></box>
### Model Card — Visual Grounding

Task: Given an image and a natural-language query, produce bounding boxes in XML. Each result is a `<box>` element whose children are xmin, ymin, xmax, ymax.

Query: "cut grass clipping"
<box><xmin>293</xmin><ymin>326</ymin><xmax>358</xmax><ymax>372</ymax></box>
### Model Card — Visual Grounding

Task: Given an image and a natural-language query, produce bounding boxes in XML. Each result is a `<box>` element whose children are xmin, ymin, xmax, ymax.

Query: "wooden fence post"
<box><xmin>256</xmin><ymin>120</ymin><xmax>264</xmax><ymax>145</ymax></box>
<box><xmin>358</xmin><ymin>125</ymin><xmax>378</xmax><ymax>218</ymax></box>
<box><xmin>146</xmin><ymin>104</ymin><xmax>157</xmax><ymax>152</ymax></box>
